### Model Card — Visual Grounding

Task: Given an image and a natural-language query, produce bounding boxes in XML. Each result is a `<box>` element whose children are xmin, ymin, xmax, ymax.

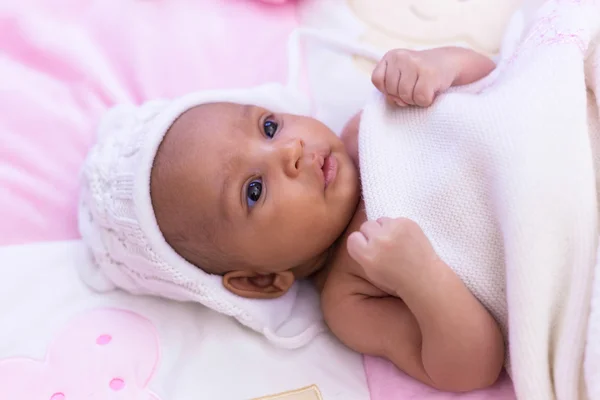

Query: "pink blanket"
<box><xmin>0</xmin><ymin>0</ymin><xmax>296</xmax><ymax>245</ymax></box>
<box><xmin>0</xmin><ymin>0</ymin><xmax>514</xmax><ymax>398</ymax></box>
<box><xmin>367</xmin><ymin>357</ymin><xmax>514</xmax><ymax>400</ymax></box>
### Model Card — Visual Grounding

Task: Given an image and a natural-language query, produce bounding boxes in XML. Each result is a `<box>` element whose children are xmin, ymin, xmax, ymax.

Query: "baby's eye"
<box><xmin>247</xmin><ymin>179</ymin><xmax>263</xmax><ymax>208</ymax></box>
<box><xmin>263</xmin><ymin>118</ymin><xmax>279</xmax><ymax>139</ymax></box>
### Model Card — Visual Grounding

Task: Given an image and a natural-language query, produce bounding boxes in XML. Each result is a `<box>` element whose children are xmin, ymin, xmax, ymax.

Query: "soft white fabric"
<box><xmin>0</xmin><ymin>240</ymin><xmax>369</xmax><ymax>399</ymax></box>
<box><xmin>585</xmin><ymin>241</ymin><xmax>600</xmax><ymax>400</ymax></box>
<box><xmin>584</xmin><ymin>40</ymin><xmax>600</xmax><ymax>400</ymax></box>
<box><xmin>359</xmin><ymin>1</ymin><xmax>600</xmax><ymax>399</ymax></box>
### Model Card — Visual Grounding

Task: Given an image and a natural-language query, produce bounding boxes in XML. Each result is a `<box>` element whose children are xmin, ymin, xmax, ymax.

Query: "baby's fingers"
<box><xmin>347</xmin><ymin>231</ymin><xmax>370</xmax><ymax>265</ymax></box>
<box><xmin>371</xmin><ymin>60</ymin><xmax>387</xmax><ymax>94</ymax></box>
<box><xmin>413</xmin><ymin>70</ymin><xmax>438</xmax><ymax>107</ymax></box>
<box><xmin>384</xmin><ymin>62</ymin><xmax>400</xmax><ymax>99</ymax></box>
<box><xmin>397</xmin><ymin>65</ymin><xmax>418</xmax><ymax>105</ymax></box>
<box><xmin>359</xmin><ymin>219</ymin><xmax>383</xmax><ymax>240</ymax></box>
<box><xmin>386</xmin><ymin>95</ymin><xmax>408</xmax><ymax>107</ymax></box>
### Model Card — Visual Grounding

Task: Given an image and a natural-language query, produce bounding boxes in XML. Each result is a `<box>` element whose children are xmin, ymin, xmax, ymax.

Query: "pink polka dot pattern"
<box><xmin>96</xmin><ymin>334</ymin><xmax>112</xmax><ymax>345</ymax></box>
<box><xmin>109</xmin><ymin>378</ymin><xmax>125</xmax><ymax>391</ymax></box>
<box><xmin>0</xmin><ymin>309</ymin><xmax>162</xmax><ymax>399</ymax></box>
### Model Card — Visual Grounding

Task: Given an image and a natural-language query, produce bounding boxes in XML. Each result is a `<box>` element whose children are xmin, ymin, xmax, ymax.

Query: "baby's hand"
<box><xmin>371</xmin><ymin>49</ymin><xmax>457</xmax><ymax>108</ymax></box>
<box><xmin>347</xmin><ymin>217</ymin><xmax>439</xmax><ymax>295</ymax></box>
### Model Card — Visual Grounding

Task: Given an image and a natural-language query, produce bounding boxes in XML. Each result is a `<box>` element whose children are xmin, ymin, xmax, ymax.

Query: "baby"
<box><xmin>81</xmin><ymin>46</ymin><xmax>503</xmax><ymax>392</ymax></box>
<box><xmin>153</xmin><ymin>46</ymin><xmax>504</xmax><ymax>391</ymax></box>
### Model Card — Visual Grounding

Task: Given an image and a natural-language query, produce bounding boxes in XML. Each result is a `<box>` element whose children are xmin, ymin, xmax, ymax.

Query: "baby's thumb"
<box><xmin>347</xmin><ymin>231</ymin><xmax>368</xmax><ymax>265</ymax></box>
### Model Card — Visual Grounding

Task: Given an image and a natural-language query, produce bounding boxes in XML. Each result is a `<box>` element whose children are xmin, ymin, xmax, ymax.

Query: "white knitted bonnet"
<box><xmin>78</xmin><ymin>29</ymin><xmax>384</xmax><ymax>348</ymax></box>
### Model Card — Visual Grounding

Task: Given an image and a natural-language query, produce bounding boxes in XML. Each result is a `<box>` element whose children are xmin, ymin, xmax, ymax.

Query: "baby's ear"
<box><xmin>222</xmin><ymin>270</ymin><xmax>295</xmax><ymax>299</ymax></box>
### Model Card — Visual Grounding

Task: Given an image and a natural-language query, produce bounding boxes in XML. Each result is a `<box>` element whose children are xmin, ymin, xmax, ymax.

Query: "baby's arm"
<box><xmin>322</xmin><ymin>217</ymin><xmax>504</xmax><ymax>392</ymax></box>
<box><xmin>439</xmin><ymin>47</ymin><xmax>496</xmax><ymax>86</ymax></box>
<box><xmin>372</xmin><ymin>47</ymin><xmax>495</xmax><ymax>107</ymax></box>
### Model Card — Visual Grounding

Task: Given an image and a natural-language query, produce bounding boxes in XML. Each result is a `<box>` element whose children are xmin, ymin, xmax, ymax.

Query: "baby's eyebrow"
<box><xmin>219</xmin><ymin>163</ymin><xmax>235</xmax><ymax>222</ymax></box>
<box><xmin>218</xmin><ymin>153</ymin><xmax>242</xmax><ymax>223</ymax></box>
<box><xmin>232</xmin><ymin>104</ymin><xmax>255</xmax><ymax>137</ymax></box>
<box><xmin>241</xmin><ymin>104</ymin><xmax>252</xmax><ymax>120</ymax></box>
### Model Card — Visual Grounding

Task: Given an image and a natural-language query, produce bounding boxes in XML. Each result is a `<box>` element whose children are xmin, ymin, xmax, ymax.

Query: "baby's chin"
<box><xmin>292</xmin><ymin>246</ymin><xmax>336</xmax><ymax>283</ymax></box>
<box><xmin>335</xmin><ymin>152</ymin><xmax>361</xmax><ymax>207</ymax></box>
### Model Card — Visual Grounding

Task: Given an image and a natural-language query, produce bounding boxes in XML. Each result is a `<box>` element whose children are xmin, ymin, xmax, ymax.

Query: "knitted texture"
<box><xmin>359</xmin><ymin>1</ymin><xmax>600</xmax><ymax>399</ymax></box>
<box><xmin>78</xmin><ymin>84</ymin><xmax>329</xmax><ymax>349</ymax></box>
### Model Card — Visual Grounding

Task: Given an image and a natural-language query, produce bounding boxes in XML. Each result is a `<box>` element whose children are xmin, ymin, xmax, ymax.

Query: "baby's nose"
<box><xmin>279</xmin><ymin>138</ymin><xmax>304</xmax><ymax>178</ymax></box>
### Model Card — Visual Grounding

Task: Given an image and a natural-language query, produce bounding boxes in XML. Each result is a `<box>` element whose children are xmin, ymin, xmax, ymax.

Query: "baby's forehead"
<box><xmin>156</xmin><ymin>101</ymin><xmax>276</xmax><ymax>172</ymax></box>
<box><xmin>176</xmin><ymin>102</ymin><xmax>258</xmax><ymax>130</ymax></box>
<box><xmin>156</xmin><ymin>103</ymin><xmax>255</xmax><ymax>167</ymax></box>
<box><xmin>170</xmin><ymin>102</ymin><xmax>268</xmax><ymax>147</ymax></box>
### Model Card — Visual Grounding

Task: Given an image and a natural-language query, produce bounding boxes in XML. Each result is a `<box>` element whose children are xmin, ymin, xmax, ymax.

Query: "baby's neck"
<box><xmin>310</xmin><ymin>200</ymin><xmax>362</xmax><ymax>292</ymax></box>
<box><xmin>311</xmin><ymin>263</ymin><xmax>331</xmax><ymax>293</ymax></box>
<box><xmin>308</xmin><ymin>243</ymin><xmax>341</xmax><ymax>293</ymax></box>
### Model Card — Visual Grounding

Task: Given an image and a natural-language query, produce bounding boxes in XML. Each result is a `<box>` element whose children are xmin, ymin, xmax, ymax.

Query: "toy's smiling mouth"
<box><xmin>409</xmin><ymin>5</ymin><xmax>438</xmax><ymax>21</ymax></box>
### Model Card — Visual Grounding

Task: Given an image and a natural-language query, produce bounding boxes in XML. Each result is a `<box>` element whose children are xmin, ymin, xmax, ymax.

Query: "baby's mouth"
<box><xmin>321</xmin><ymin>153</ymin><xmax>338</xmax><ymax>190</ymax></box>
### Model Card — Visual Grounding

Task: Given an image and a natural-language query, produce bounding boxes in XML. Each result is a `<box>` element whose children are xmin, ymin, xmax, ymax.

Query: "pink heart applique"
<box><xmin>0</xmin><ymin>308</ymin><xmax>162</xmax><ymax>400</ymax></box>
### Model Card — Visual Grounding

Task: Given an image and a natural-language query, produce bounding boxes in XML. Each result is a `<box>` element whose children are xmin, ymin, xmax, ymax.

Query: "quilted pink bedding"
<box><xmin>0</xmin><ymin>0</ymin><xmax>514</xmax><ymax>398</ymax></box>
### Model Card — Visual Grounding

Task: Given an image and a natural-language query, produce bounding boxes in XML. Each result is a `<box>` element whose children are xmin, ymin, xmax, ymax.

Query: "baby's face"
<box><xmin>152</xmin><ymin>103</ymin><xmax>360</xmax><ymax>276</ymax></box>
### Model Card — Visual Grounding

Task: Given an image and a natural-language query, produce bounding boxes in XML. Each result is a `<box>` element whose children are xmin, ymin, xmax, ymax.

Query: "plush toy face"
<box><xmin>349</xmin><ymin>0</ymin><xmax>523</xmax><ymax>56</ymax></box>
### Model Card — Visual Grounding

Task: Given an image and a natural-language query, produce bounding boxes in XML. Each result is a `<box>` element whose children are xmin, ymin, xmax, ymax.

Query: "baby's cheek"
<box><xmin>340</xmin><ymin>113</ymin><xmax>361</xmax><ymax>168</ymax></box>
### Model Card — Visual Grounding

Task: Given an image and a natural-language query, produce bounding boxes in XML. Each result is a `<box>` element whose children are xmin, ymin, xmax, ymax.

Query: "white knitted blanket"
<box><xmin>359</xmin><ymin>1</ymin><xmax>600</xmax><ymax>399</ymax></box>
